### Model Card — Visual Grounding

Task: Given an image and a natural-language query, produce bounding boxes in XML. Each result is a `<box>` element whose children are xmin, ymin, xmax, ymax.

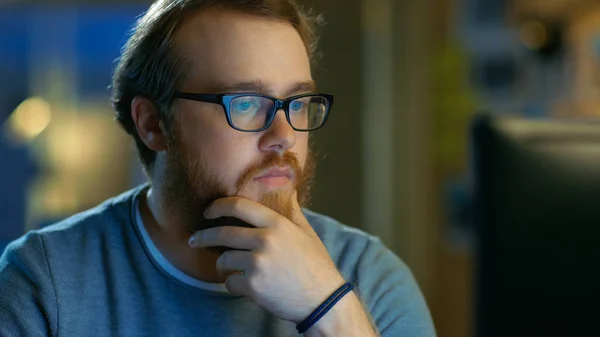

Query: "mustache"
<box><xmin>235</xmin><ymin>152</ymin><xmax>302</xmax><ymax>192</ymax></box>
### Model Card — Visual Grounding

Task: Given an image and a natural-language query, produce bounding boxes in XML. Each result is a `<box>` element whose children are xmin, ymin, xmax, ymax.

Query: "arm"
<box><xmin>0</xmin><ymin>233</ymin><xmax>58</xmax><ymax>336</ymax></box>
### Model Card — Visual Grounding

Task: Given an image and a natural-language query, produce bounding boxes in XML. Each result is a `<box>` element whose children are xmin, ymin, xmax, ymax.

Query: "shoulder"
<box><xmin>302</xmin><ymin>209</ymin><xmax>416</xmax><ymax>288</ymax></box>
<box><xmin>2</xmin><ymin>185</ymin><xmax>144</xmax><ymax>265</ymax></box>
<box><xmin>303</xmin><ymin>208</ymin><xmax>395</xmax><ymax>269</ymax></box>
<box><xmin>303</xmin><ymin>208</ymin><xmax>379</xmax><ymax>250</ymax></box>
<box><xmin>302</xmin><ymin>208</ymin><xmax>413</xmax><ymax>280</ymax></box>
<box><xmin>33</xmin><ymin>186</ymin><xmax>143</xmax><ymax>247</ymax></box>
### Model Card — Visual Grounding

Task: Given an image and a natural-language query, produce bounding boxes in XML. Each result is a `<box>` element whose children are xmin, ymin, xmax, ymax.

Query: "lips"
<box><xmin>255</xmin><ymin>167</ymin><xmax>293</xmax><ymax>180</ymax></box>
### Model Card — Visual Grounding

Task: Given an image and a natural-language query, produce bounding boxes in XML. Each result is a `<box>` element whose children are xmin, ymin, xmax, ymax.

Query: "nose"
<box><xmin>258</xmin><ymin>109</ymin><xmax>296</xmax><ymax>154</ymax></box>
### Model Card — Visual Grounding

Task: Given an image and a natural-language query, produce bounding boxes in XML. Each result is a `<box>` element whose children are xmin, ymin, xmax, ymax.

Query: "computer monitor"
<box><xmin>470</xmin><ymin>113</ymin><xmax>600</xmax><ymax>337</ymax></box>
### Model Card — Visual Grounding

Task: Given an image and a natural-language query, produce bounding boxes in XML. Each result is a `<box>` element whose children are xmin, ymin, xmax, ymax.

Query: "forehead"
<box><xmin>174</xmin><ymin>8</ymin><xmax>313</xmax><ymax>93</ymax></box>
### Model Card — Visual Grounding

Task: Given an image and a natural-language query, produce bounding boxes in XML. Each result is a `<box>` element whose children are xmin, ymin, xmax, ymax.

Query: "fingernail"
<box><xmin>188</xmin><ymin>234</ymin><xmax>196</xmax><ymax>247</ymax></box>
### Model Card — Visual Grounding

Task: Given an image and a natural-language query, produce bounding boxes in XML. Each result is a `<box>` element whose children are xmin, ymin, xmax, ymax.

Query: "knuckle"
<box><xmin>247</xmin><ymin>274</ymin><xmax>262</xmax><ymax>296</ymax></box>
<box><xmin>231</xmin><ymin>198</ymin><xmax>246</xmax><ymax>216</ymax></box>
<box><xmin>215</xmin><ymin>228</ymin><xmax>229</xmax><ymax>242</ymax></box>
<box><xmin>251</xmin><ymin>253</ymin><xmax>268</xmax><ymax>270</ymax></box>
<box><xmin>257</xmin><ymin>232</ymin><xmax>276</xmax><ymax>249</ymax></box>
<box><xmin>200</xmin><ymin>230</ymin><xmax>215</xmax><ymax>246</ymax></box>
<box><xmin>211</xmin><ymin>227</ymin><xmax>230</xmax><ymax>245</ymax></box>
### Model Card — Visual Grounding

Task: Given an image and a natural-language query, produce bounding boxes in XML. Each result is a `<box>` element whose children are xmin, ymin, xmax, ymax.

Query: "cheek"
<box><xmin>293</xmin><ymin>133</ymin><xmax>310</xmax><ymax>165</ymax></box>
<box><xmin>207</xmin><ymin>143</ymin><xmax>255</xmax><ymax>179</ymax></box>
<box><xmin>183</xmin><ymin>129</ymin><xmax>259</xmax><ymax>192</ymax></box>
<box><xmin>175</xmin><ymin>107</ymin><xmax>250</xmax><ymax>186</ymax></box>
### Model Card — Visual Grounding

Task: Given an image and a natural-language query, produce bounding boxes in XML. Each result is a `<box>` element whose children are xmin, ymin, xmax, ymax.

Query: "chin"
<box><xmin>237</xmin><ymin>183</ymin><xmax>294</xmax><ymax>200</ymax></box>
<box><xmin>232</xmin><ymin>184</ymin><xmax>295</xmax><ymax>220</ymax></box>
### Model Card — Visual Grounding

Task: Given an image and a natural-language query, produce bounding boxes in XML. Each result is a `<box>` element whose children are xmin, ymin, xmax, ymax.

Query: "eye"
<box><xmin>290</xmin><ymin>100</ymin><xmax>305</xmax><ymax>112</ymax></box>
<box><xmin>231</xmin><ymin>98</ymin><xmax>260</xmax><ymax>115</ymax></box>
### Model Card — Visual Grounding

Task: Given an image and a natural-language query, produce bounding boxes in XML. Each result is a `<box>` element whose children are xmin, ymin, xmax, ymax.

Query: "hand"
<box><xmin>188</xmin><ymin>191</ymin><xmax>346</xmax><ymax>324</ymax></box>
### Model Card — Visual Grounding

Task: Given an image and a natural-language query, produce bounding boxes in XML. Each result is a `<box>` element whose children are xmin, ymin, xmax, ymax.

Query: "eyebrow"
<box><xmin>214</xmin><ymin>80</ymin><xmax>317</xmax><ymax>97</ymax></box>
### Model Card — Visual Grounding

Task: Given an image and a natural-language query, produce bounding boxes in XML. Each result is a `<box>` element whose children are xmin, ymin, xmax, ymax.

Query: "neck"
<box><xmin>140</xmin><ymin>185</ymin><xmax>225</xmax><ymax>283</ymax></box>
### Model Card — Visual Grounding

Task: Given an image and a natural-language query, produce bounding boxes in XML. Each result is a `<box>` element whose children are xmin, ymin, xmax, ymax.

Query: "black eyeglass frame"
<box><xmin>174</xmin><ymin>92</ymin><xmax>334</xmax><ymax>132</ymax></box>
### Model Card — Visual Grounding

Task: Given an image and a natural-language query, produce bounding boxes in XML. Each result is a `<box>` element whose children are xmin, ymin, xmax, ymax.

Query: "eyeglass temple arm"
<box><xmin>175</xmin><ymin>93</ymin><xmax>221</xmax><ymax>104</ymax></box>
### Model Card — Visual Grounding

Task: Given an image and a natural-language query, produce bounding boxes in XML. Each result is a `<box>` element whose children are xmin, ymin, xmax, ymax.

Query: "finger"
<box><xmin>216</xmin><ymin>250</ymin><xmax>253</xmax><ymax>275</ymax></box>
<box><xmin>225</xmin><ymin>273</ymin><xmax>250</xmax><ymax>296</ymax></box>
<box><xmin>204</xmin><ymin>197</ymin><xmax>280</xmax><ymax>228</ymax></box>
<box><xmin>188</xmin><ymin>226</ymin><xmax>266</xmax><ymax>250</ymax></box>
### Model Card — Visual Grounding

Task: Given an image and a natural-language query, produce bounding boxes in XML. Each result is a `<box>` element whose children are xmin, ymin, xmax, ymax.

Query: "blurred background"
<box><xmin>1</xmin><ymin>0</ymin><xmax>599</xmax><ymax>336</ymax></box>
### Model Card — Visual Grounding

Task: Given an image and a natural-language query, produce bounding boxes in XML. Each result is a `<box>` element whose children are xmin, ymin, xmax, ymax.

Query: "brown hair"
<box><xmin>110</xmin><ymin>0</ymin><xmax>323</xmax><ymax>173</ymax></box>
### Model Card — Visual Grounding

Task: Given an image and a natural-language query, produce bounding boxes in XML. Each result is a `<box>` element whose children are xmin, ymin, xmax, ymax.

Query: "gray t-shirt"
<box><xmin>0</xmin><ymin>186</ymin><xmax>435</xmax><ymax>336</ymax></box>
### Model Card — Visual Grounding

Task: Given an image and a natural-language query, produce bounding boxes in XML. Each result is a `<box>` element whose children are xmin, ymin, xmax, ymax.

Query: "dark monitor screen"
<box><xmin>471</xmin><ymin>114</ymin><xmax>600</xmax><ymax>337</ymax></box>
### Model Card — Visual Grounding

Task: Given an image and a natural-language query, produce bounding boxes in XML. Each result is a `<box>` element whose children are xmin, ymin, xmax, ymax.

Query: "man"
<box><xmin>0</xmin><ymin>0</ymin><xmax>435</xmax><ymax>336</ymax></box>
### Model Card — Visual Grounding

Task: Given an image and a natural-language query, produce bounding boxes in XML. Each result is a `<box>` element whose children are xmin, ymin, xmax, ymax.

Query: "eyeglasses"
<box><xmin>174</xmin><ymin>92</ymin><xmax>334</xmax><ymax>132</ymax></box>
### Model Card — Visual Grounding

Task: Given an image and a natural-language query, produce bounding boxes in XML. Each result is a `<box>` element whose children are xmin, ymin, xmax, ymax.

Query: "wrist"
<box><xmin>303</xmin><ymin>289</ymin><xmax>354</xmax><ymax>336</ymax></box>
<box><xmin>302</xmin><ymin>289</ymin><xmax>377</xmax><ymax>337</ymax></box>
<box><xmin>296</xmin><ymin>274</ymin><xmax>345</xmax><ymax>325</ymax></box>
<box><xmin>296</xmin><ymin>280</ymin><xmax>352</xmax><ymax>330</ymax></box>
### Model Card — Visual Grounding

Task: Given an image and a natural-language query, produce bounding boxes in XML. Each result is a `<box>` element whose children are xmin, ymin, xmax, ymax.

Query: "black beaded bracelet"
<box><xmin>296</xmin><ymin>281</ymin><xmax>354</xmax><ymax>334</ymax></box>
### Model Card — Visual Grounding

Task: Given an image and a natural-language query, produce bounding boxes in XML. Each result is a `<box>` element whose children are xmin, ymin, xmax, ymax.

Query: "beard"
<box><xmin>160</xmin><ymin>131</ymin><xmax>315</xmax><ymax>236</ymax></box>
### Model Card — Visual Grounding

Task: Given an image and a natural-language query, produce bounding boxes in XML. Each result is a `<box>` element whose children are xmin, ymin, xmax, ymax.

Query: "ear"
<box><xmin>131</xmin><ymin>96</ymin><xmax>168</xmax><ymax>152</ymax></box>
